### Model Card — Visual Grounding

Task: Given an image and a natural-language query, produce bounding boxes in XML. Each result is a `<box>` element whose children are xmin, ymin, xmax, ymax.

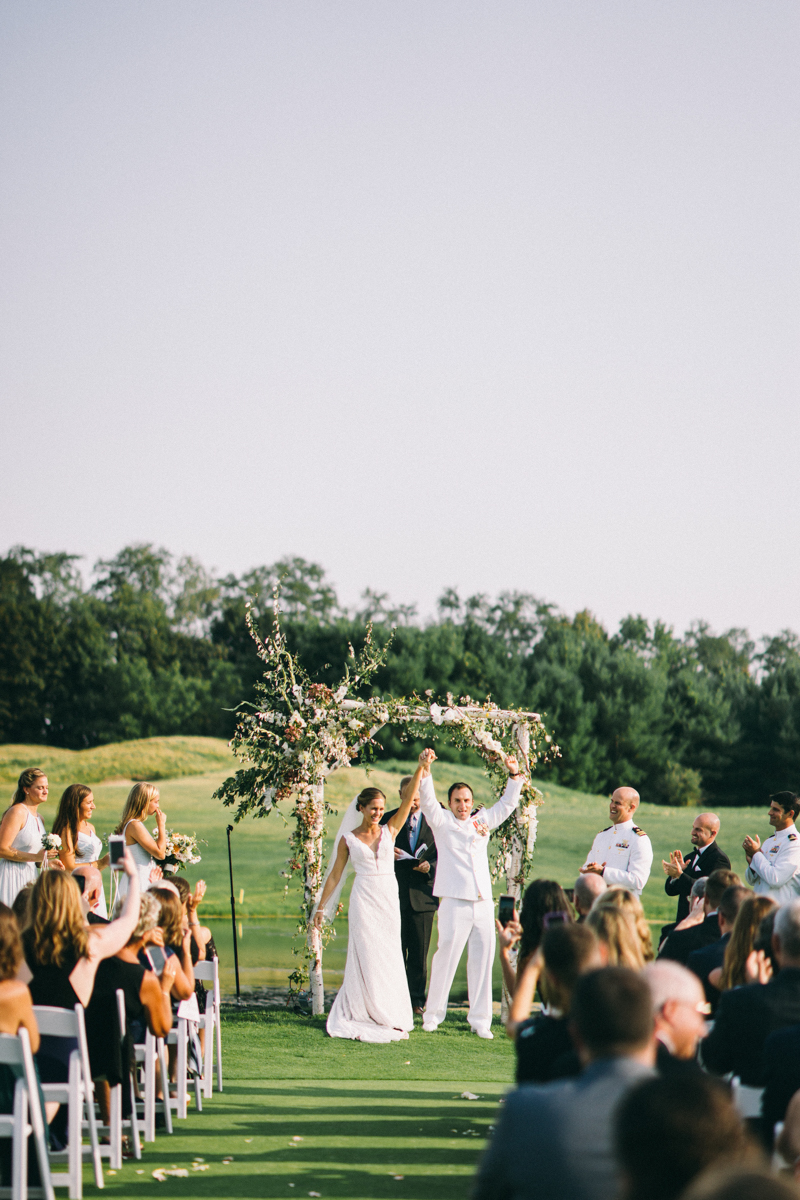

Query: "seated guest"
<box><xmin>642</xmin><ymin>960</ymin><xmax>709</xmax><ymax>1075</ymax></box>
<box><xmin>86</xmin><ymin>893</ymin><xmax>176</xmax><ymax>1124</ymax></box>
<box><xmin>510</xmin><ymin>924</ymin><xmax>602</xmax><ymax>1083</ymax></box>
<box><xmin>776</xmin><ymin>1088</ymin><xmax>800</xmax><ymax>1179</ymax></box>
<box><xmin>148</xmin><ymin>888</ymin><xmax>195</xmax><ymax>1002</ymax></box>
<box><xmin>11</xmin><ymin>884</ymin><xmax>33</xmax><ymax>933</ymax></box>
<box><xmin>614</xmin><ymin>1075</ymin><xmax>751</xmax><ymax>1200</ymax></box>
<box><xmin>498</xmin><ymin>879</ymin><xmax>573</xmax><ymax>1004</ymax></box>
<box><xmin>72</xmin><ymin>865</ymin><xmax>109</xmax><ymax>925</ymax></box>
<box><xmin>473</xmin><ymin>968</ymin><xmax>656</xmax><ymax>1200</ymax></box>
<box><xmin>593</xmin><ymin>888</ymin><xmax>653</xmax><ymax>962</ymax></box>
<box><xmin>587</xmin><ymin>905</ymin><xmax>645</xmax><ymax>969</ymax></box>
<box><xmin>682</xmin><ymin>1167</ymin><xmax>798</xmax><ymax>1200</ymax></box>
<box><xmin>22</xmin><ymin>854</ymin><xmax>140</xmax><ymax>1143</ymax></box>
<box><xmin>686</xmin><ymin>885</ymin><xmax>750</xmax><ymax>1007</ymax></box>
<box><xmin>760</xmin><ymin>1024</ymin><xmax>800</xmax><ymax>1142</ymax></box>
<box><xmin>659</xmin><ymin>870</ymin><xmax>740</xmax><ymax>965</ymax></box>
<box><xmin>0</xmin><ymin>907</ymin><xmax>39</xmax><ymax>1051</ymax></box>
<box><xmin>662</xmin><ymin>812</ymin><xmax>731</xmax><ymax>924</ymax></box>
<box><xmin>658</xmin><ymin>879</ymin><xmax>706</xmax><ymax>951</ymax></box>
<box><xmin>702</xmin><ymin>898</ymin><xmax>800</xmax><ymax>1085</ymax></box>
<box><xmin>574</xmin><ymin>873</ymin><xmax>607</xmax><ymax>921</ymax></box>
<box><xmin>710</xmin><ymin>895</ymin><xmax>778</xmax><ymax>993</ymax></box>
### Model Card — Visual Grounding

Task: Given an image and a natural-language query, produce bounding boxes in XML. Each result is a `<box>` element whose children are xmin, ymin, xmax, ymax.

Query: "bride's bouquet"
<box><xmin>157</xmin><ymin>829</ymin><xmax>203</xmax><ymax>875</ymax></box>
<box><xmin>40</xmin><ymin>832</ymin><xmax>62</xmax><ymax>869</ymax></box>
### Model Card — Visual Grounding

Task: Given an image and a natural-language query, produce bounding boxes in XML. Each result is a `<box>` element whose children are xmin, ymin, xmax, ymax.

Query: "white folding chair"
<box><xmin>193</xmin><ymin>958</ymin><xmax>222</xmax><ymax>1096</ymax></box>
<box><xmin>132</xmin><ymin>1034</ymin><xmax>171</xmax><ymax>1143</ymax></box>
<box><xmin>31</xmin><ymin>1006</ymin><xmax>103</xmax><ymax>1198</ymax></box>
<box><xmin>165</xmin><ymin>1012</ymin><xmax>201</xmax><ymax>1120</ymax></box>
<box><xmin>0</xmin><ymin>1028</ymin><xmax>54</xmax><ymax>1200</ymax></box>
<box><xmin>94</xmin><ymin>993</ymin><xmax>140</xmax><ymax>1169</ymax></box>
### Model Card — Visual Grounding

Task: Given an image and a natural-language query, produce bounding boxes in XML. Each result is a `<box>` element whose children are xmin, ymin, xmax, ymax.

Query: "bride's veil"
<box><xmin>312</xmin><ymin>795</ymin><xmax>362</xmax><ymax>923</ymax></box>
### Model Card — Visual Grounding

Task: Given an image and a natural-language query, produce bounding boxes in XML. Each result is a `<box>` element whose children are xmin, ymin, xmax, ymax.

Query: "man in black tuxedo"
<box><xmin>659</xmin><ymin>869</ymin><xmax>740</xmax><ymax>966</ymax></box>
<box><xmin>702</xmin><ymin>897</ymin><xmax>800</xmax><ymax>1086</ymax></box>
<box><xmin>382</xmin><ymin>774</ymin><xmax>438</xmax><ymax>1014</ymax></box>
<box><xmin>663</xmin><ymin>813</ymin><xmax>731</xmax><ymax>923</ymax></box>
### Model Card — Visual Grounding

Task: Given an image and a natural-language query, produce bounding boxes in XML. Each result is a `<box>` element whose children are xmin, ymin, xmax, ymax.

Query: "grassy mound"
<box><xmin>0</xmin><ymin>736</ymin><xmax>235</xmax><ymax>787</ymax></box>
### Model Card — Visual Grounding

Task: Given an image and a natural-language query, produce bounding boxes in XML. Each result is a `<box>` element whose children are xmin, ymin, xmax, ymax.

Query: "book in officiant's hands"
<box><xmin>395</xmin><ymin>843</ymin><xmax>427</xmax><ymax>863</ymax></box>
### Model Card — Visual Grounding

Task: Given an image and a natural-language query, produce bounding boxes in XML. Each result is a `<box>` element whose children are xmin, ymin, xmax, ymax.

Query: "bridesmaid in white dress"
<box><xmin>0</xmin><ymin>769</ymin><xmax>56</xmax><ymax>907</ymax></box>
<box><xmin>313</xmin><ymin>753</ymin><xmax>432</xmax><ymax>1042</ymax></box>
<box><xmin>53</xmin><ymin>785</ymin><xmax>111</xmax><ymax>917</ymax></box>
<box><xmin>115</xmin><ymin>783</ymin><xmax>167</xmax><ymax>896</ymax></box>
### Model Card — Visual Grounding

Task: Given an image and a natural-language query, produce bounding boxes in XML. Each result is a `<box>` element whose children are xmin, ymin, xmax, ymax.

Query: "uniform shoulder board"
<box><xmin>789</xmin><ymin>834</ymin><xmax>798</xmax><ymax>842</ymax></box>
<box><xmin>632</xmin><ymin>826</ymin><xmax>647</xmax><ymax>837</ymax></box>
<box><xmin>601</xmin><ymin>825</ymin><xmax>613</xmax><ymax>832</ymax></box>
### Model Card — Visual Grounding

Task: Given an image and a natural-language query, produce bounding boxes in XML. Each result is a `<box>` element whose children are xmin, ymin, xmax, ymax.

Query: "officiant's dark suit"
<box><xmin>381</xmin><ymin>802</ymin><xmax>438</xmax><ymax>1010</ymax></box>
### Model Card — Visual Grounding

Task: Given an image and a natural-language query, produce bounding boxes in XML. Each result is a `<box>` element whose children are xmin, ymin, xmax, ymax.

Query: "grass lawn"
<box><xmin>93</xmin><ymin>1012</ymin><xmax>510</xmax><ymax>1200</ymax></box>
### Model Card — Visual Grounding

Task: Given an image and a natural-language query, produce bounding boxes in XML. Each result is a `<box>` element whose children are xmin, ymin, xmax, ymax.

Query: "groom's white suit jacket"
<box><xmin>418</xmin><ymin>774</ymin><xmax>524</xmax><ymax>902</ymax></box>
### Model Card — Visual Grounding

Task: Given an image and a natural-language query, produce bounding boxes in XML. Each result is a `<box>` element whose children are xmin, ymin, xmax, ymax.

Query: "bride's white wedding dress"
<box><xmin>326</xmin><ymin>825</ymin><xmax>414</xmax><ymax>1043</ymax></box>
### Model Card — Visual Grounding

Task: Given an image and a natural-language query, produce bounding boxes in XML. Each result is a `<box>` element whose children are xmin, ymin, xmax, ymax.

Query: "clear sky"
<box><xmin>2</xmin><ymin>2</ymin><xmax>798</xmax><ymax>638</ymax></box>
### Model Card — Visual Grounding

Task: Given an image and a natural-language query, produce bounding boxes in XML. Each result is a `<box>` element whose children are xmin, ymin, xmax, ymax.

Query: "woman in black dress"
<box><xmin>86</xmin><ymin>892</ymin><xmax>176</xmax><ymax>1123</ymax></box>
<box><xmin>21</xmin><ymin>852</ymin><xmax>141</xmax><ymax>1143</ymax></box>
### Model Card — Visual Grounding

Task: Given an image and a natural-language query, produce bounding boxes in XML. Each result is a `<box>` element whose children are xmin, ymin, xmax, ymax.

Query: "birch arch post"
<box><xmin>215</xmin><ymin>601</ymin><xmax>558</xmax><ymax>1016</ymax></box>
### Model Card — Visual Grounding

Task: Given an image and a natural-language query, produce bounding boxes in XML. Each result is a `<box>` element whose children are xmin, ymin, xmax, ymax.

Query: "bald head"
<box><xmin>642</xmin><ymin>960</ymin><xmax>708</xmax><ymax>1060</ymax></box>
<box><xmin>609</xmin><ymin>788</ymin><xmax>640</xmax><ymax>824</ymax></box>
<box><xmin>574</xmin><ymin>872</ymin><xmax>608</xmax><ymax>916</ymax></box>
<box><xmin>72</xmin><ymin>865</ymin><xmax>103</xmax><ymax>915</ymax></box>
<box><xmin>691</xmin><ymin>813</ymin><xmax>720</xmax><ymax>849</ymax></box>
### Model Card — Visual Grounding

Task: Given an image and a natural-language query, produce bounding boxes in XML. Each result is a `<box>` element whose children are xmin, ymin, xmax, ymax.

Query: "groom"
<box><xmin>417</xmin><ymin>748</ymin><xmax>525</xmax><ymax>1039</ymax></box>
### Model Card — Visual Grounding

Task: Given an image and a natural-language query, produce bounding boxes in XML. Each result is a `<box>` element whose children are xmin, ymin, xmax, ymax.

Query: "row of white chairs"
<box><xmin>0</xmin><ymin>955</ymin><xmax>222</xmax><ymax>1199</ymax></box>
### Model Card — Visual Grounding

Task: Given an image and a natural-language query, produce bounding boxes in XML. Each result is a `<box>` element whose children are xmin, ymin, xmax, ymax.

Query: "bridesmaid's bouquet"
<box><xmin>40</xmin><ymin>832</ymin><xmax>62</xmax><ymax>869</ymax></box>
<box><xmin>158</xmin><ymin>829</ymin><xmax>203</xmax><ymax>875</ymax></box>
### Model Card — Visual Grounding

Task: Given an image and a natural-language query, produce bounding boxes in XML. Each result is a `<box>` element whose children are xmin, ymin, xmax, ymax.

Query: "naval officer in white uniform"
<box><xmin>416</xmin><ymin>747</ymin><xmax>525</xmax><ymax>1039</ymax></box>
<box><xmin>744</xmin><ymin>791</ymin><xmax>800</xmax><ymax>905</ymax></box>
<box><xmin>580</xmin><ymin>787</ymin><xmax>653</xmax><ymax>899</ymax></box>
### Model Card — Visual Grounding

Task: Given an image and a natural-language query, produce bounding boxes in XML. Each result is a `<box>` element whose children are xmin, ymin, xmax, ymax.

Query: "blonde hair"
<box><xmin>11</xmin><ymin>768</ymin><xmax>46</xmax><ymax>807</ymax></box>
<box><xmin>27</xmin><ymin>872</ymin><xmax>89</xmax><ymax>968</ymax></box>
<box><xmin>586</xmin><ymin>906</ymin><xmax>645</xmax><ymax>969</ymax></box>
<box><xmin>112</xmin><ymin>892</ymin><xmax>160</xmax><ymax>943</ymax></box>
<box><xmin>720</xmin><ymin>895</ymin><xmax>777</xmax><ymax>990</ymax></box>
<box><xmin>593</xmin><ymin>887</ymin><xmax>654</xmax><ymax>962</ymax></box>
<box><xmin>116</xmin><ymin>783</ymin><xmax>159</xmax><ymax>834</ymax></box>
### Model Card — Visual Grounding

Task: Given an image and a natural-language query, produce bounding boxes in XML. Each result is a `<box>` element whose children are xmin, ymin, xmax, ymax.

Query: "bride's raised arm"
<box><xmin>313</xmin><ymin>837</ymin><xmax>351</xmax><ymax>928</ymax></box>
<box><xmin>386</xmin><ymin>748</ymin><xmax>436</xmax><ymax>838</ymax></box>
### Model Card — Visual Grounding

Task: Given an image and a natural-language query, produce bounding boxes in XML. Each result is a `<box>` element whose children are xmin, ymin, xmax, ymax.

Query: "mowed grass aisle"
<box><xmin>96</xmin><ymin>1012</ymin><xmax>512</xmax><ymax>1199</ymax></box>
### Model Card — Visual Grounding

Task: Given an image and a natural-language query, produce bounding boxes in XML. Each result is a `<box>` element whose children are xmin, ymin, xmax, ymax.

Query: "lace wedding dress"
<box><xmin>326</xmin><ymin>825</ymin><xmax>414</xmax><ymax>1043</ymax></box>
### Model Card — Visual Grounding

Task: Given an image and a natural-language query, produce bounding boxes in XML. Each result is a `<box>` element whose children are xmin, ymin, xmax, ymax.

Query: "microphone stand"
<box><xmin>226</xmin><ymin>825</ymin><xmax>241</xmax><ymax>1001</ymax></box>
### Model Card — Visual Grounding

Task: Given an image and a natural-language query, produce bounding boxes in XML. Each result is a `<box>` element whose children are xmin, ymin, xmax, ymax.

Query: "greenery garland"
<box><xmin>215</xmin><ymin>598</ymin><xmax>559</xmax><ymax>993</ymax></box>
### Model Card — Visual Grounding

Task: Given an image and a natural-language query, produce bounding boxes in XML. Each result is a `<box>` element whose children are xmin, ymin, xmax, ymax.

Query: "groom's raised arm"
<box><xmin>418</xmin><ymin>774</ymin><xmax>448</xmax><ymax>833</ymax></box>
<box><xmin>484</xmin><ymin>758</ymin><xmax>526</xmax><ymax>832</ymax></box>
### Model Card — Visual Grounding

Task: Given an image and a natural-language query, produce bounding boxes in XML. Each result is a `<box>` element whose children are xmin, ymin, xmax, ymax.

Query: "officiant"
<box><xmin>381</xmin><ymin>774</ymin><xmax>439</xmax><ymax>1014</ymax></box>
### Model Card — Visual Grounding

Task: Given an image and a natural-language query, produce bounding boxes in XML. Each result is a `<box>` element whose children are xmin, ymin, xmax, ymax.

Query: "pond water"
<box><xmin>205</xmin><ymin>917</ymin><xmax>503</xmax><ymax>1001</ymax></box>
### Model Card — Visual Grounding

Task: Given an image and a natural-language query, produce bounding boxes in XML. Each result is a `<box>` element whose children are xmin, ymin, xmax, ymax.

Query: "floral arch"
<box><xmin>215</xmin><ymin>602</ymin><xmax>558</xmax><ymax>1015</ymax></box>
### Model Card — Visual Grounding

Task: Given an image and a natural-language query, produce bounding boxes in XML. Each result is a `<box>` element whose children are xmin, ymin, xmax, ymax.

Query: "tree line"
<box><xmin>2</xmin><ymin>543</ymin><xmax>799</xmax><ymax>807</ymax></box>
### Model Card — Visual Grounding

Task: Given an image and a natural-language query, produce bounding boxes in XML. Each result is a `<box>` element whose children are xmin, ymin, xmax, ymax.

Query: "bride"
<box><xmin>313</xmin><ymin>751</ymin><xmax>433</xmax><ymax>1042</ymax></box>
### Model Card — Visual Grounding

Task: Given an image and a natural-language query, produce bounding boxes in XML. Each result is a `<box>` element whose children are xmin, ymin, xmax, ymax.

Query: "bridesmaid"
<box><xmin>52</xmin><ymin>785</ymin><xmax>110</xmax><ymax>917</ymax></box>
<box><xmin>115</xmin><ymin>783</ymin><xmax>167</xmax><ymax>895</ymax></box>
<box><xmin>0</xmin><ymin>769</ymin><xmax>55</xmax><ymax>907</ymax></box>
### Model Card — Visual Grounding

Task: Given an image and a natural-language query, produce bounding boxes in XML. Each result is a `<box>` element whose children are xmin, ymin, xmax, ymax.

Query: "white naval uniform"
<box><xmin>745</xmin><ymin>824</ymin><xmax>800</xmax><ymax>905</ymax></box>
<box><xmin>582</xmin><ymin>818</ymin><xmax>653</xmax><ymax>898</ymax></box>
<box><xmin>418</xmin><ymin>772</ymin><xmax>524</xmax><ymax>1035</ymax></box>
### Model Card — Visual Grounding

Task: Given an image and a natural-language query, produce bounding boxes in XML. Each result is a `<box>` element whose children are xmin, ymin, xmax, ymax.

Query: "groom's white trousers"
<box><xmin>424</xmin><ymin>898</ymin><xmax>495</xmax><ymax>1033</ymax></box>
